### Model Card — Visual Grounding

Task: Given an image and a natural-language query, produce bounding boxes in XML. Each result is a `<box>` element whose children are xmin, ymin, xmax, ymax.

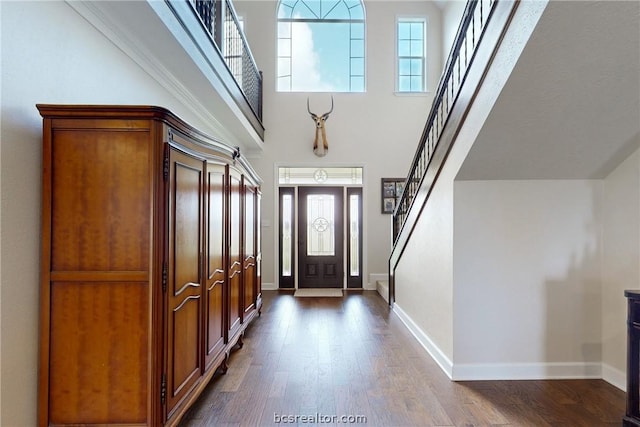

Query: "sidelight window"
<box><xmin>347</xmin><ymin>187</ymin><xmax>362</xmax><ymax>287</ymax></box>
<box><xmin>279</xmin><ymin>188</ymin><xmax>295</xmax><ymax>288</ymax></box>
<box><xmin>349</xmin><ymin>193</ymin><xmax>359</xmax><ymax>275</ymax></box>
<box><xmin>282</xmin><ymin>194</ymin><xmax>293</xmax><ymax>274</ymax></box>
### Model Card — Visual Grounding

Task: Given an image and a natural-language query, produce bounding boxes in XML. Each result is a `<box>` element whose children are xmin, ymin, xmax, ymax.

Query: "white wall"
<box><xmin>441</xmin><ymin>0</ymin><xmax>466</xmax><ymax>67</ymax></box>
<box><xmin>394</xmin><ymin>162</ymin><xmax>455</xmax><ymax>368</ymax></box>
<box><xmin>450</xmin><ymin>143</ymin><xmax>640</xmax><ymax>387</ymax></box>
<box><xmin>453</xmin><ymin>180</ymin><xmax>603</xmax><ymax>379</ymax></box>
<box><xmin>235</xmin><ymin>1</ymin><xmax>443</xmax><ymax>288</ymax></box>
<box><xmin>603</xmin><ymin>145</ymin><xmax>640</xmax><ymax>389</ymax></box>
<box><xmin>0</xmin><ymin>2</ymin><xmax>237</xmax><ymax>424</ymax></box>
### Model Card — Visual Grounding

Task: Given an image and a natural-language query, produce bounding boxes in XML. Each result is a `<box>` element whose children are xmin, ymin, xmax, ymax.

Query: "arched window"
<box><xmin>277</xmin><ymin>0</ymin><xmax>365</xmax><ymax>92</ymax></box>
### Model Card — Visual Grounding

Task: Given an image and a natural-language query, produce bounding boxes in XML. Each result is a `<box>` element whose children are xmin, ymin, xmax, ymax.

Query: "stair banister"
<box><xmin>388</xmin><ymin>0</ymin><xmax>519</xmax><ymax>305</ymax></box>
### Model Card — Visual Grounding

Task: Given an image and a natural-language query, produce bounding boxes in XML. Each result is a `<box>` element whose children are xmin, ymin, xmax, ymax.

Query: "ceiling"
<box><xmin>456</xmin><ymin>0</ymin><xmax>640</xmax><ymax>180</ymax></box>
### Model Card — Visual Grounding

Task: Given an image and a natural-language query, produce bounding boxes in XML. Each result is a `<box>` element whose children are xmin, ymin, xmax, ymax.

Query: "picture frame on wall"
<box><xmin>381</xmin><ymin>178</ymin><xmax>405</xmax><ymax>214</ymax></box>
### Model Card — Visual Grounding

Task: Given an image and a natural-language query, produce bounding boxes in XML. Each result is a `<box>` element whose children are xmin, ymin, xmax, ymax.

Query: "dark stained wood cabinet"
<box><xmin>37</xmin><ymin>105</ymin><xmax>262</xmax><ymax>427</ymax></box>
<box><xmin>625</xmin><ymin>290</ymin><xmax>640</xmax><ymax>427</ymax></box>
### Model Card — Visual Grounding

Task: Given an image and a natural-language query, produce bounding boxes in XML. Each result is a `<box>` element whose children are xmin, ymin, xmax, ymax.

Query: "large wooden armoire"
<box><xmin>37</xmin><ymin>105</ymin><xmax>262</xmax><ymax>426</ymax></box>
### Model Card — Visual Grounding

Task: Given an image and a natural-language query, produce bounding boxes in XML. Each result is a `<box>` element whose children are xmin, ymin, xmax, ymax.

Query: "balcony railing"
<box><xmin>191</xmin><ymin>0</ymin><xmax>263</xmax><ymax>122</ymax></box>
<box><xmin>392</xmin><ymin>0</ymin><xmax>498</xmax><ymax>241</ymax></box>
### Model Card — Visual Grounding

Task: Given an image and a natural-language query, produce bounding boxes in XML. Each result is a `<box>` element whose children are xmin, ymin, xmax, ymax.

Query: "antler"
<box><xmin>307</xmin><ymin>97</ymin><xmax>314</xmax><ymax>117</ymax></box>
<box><xmin>307</xmin><ymin>96</ymin><xmax>334</xmax><ymax>118</ymax></box>
<box><xmin>323</xmin><ymin>96</ymin><xmax>334</xmax><ymax>118</ymax></box>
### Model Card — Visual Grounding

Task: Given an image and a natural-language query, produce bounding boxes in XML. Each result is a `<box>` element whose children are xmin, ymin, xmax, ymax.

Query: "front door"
<box><xmin>298</xmin><ymin>186</ymin><xmax>344</xmax><ymax>288</ymax></box>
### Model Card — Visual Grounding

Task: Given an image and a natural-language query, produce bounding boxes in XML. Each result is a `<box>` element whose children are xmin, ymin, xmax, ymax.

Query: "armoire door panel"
<box><xmin>205</xmin><ymin>274</ymin><xmax>224</xmax><ymax>362</ymax></box>
<box><xmin>228</xmin><ymin>264</ymin><xmax>242</xmax><ymax>334</ymax></box>
<box><xmin>169</xmin><ymin>296</ymin><xmax>200</xmax><ymax>396</ymax></box>
<box><xmin>48</xmin><ymin>281</ymin><xmax>149</xmax><ymax>425</ymax></box>
<box><xmin>173</xmin><ymin>161</ymin><xmax>202</xmax><ymax>295</ymax></box>
<box><xmin>243</xmin><ymin>263</ymin><xmax>255</xmax><ymax>314</ymax></box>
<box><xmin>256</xmin><ymin>190</ymin><xmax>262</xmax><ymax>312</ymax></box>
<box><xmin>205</xmin><ymin>164</ymin><xmax>226</xmax><ymax>368</ymax></box>
<box><xmin>228</xmin><ymin>170</ymin><xmax>242</xmax><ymax>336</ymax></box>
<box><xmin>243</xmin><ymin>186</ymin><xmax>256</xmax><ymax>314</ymax></box>
<box><xmin>167</xmin><ymin>148</ymin><xmax>204</xmax><ymax>414</ymax></box>
<box><xmin>51</xmin><ymin>129</ymin><xmax>151</xmax><ymax>272</ymax></box>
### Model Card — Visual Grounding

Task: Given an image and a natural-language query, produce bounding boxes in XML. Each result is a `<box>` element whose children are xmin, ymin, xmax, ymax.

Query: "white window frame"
<box><xmin>395</xmin><ymin>16</ymin><xmax>428</xmax><ymax>95</ymax></box>
<box><xmin>276</xmin><ymin>0</ymin><xmax>366</xmax><ymax>93</ymax></box>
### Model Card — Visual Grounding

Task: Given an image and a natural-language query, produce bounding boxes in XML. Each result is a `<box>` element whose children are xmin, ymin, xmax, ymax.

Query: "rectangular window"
<box><xmin>349</xmin><ymin>193</ymin><xmax>360</xmax><ymax>276</ymax></box>
<box><xmin>279</xmin><ymin>188</ymin><xmax>295</xmax><ymax>288</ymax></box>
<box><xmin>282</xmin><ymin>194</ymin><xmax>293</xmax><ymax>274</ymax></box>
<box><xmin>278</xmin><ymin>167</ymin><xmax>363</xmax><ymax>185</ymax></box>
<box><xmin>347</xmin><ymin>187</ymin><xmax>362</xmax><ymax>288</ymax></box>
<box><xmin>397</xmin><ymin>19</ymin><xmax>426</xmax><ymax>93</ymax></box>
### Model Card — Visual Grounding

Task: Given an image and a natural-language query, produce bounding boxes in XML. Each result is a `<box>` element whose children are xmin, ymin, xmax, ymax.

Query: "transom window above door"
<box><xmin>276</xmin><ymin>0</ymin><xmax>366</xmax><ymax>92</ymax></box>
<box><xmin>278</xmin><ymin>166</ymin><xmax>363</xmax><ymax>185</ymax></box>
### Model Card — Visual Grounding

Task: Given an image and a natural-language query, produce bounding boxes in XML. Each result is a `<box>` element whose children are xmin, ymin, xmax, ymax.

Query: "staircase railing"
<box><xmin>393</xmin><ymin>0</ymin><xmax>494</xmax><ymax>241</ymax></box>
<box><xmin>191</xmin><ymin>0</ymin><xmax>263</xmax><ymax>122</ymax></box>
<box><xmin>389</xmin><ymin>0</ymin><xmax>519</xmax><ymax>304</ymax></box>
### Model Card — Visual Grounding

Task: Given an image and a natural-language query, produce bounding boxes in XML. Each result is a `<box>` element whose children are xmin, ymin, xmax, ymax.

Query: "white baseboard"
<box><xmin>392</xmin><ymin>303</ymin><xmax>614</xmax><ymax>384</ymax></box>
<box><xmin>261</xmin><ymin>282</ymin><xmax>277</xmax><ymax>291</ymax></box>
<box><xmin>602</xmin><ymin>363</ymin><xmax>626</xmax><ymax>391</ymax></box>
<box><xmin>452</xmin><ymin>362</ymin><xmax>602</xmax><ymax>381</ymax></box>
<box><xmin>392</xmin><ymin>303</ymin><xmax>453</xmax><ymax>379</ymax></box>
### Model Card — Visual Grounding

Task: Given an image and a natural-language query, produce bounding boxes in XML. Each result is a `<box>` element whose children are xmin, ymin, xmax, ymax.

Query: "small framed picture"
<box><xmin>383</xmin><ymin>182</ymin><xmax>396</xmax><ymax>197</ymax></box>
<box><xmin>383</xmin><ymin>198</ymin><xmax>396</xmax><ymax>213</ymax></box>
<box><xmin>381</xmin><ymin>178</ymin><xmax>405</xmax><ymax>214</ymax></box>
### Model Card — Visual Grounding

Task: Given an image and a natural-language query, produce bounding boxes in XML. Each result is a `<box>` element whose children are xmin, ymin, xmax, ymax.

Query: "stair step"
<box><xmin>376</xmin><ymin>280</ymin><xmax>389</xmax><ymax>303</ymax></box>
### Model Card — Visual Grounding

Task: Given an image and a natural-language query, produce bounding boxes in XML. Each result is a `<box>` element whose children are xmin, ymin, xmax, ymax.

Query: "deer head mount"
<box><xmin>307</xmin><ymin>96</ymin><xmax>333</xmax><ymax>157</ymax></box>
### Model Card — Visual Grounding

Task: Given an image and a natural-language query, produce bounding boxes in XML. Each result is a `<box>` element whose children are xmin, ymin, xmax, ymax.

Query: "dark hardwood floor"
<box><xmin>179</xmin><ymin>290</ymin><xmax>626</xmax><ymax>426</ymax></box>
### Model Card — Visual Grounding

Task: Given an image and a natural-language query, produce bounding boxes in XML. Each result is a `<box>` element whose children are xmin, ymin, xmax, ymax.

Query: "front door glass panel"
<box><xmin>306</xmin><ymin>194</ymin><xmax>335</xmax><ymax>256</ymax></box>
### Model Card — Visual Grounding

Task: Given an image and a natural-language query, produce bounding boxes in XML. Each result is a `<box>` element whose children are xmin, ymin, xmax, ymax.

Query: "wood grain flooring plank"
<box><xmin>178</xmin><ymin>291</ymin><xmax>626</xmax><ymax>427</ymax></box>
